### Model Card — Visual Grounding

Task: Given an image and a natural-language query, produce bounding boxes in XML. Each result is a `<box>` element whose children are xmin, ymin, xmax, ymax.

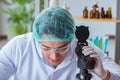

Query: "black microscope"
<box><xmin>75</xmin><ymin>25</ymin><xmax>96</xmax><ymax>80</ymax></box>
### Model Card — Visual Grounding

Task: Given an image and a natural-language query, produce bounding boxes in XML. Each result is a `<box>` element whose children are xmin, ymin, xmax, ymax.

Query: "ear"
<box><xmin>76</xmin><ymin>26</ymin><xmax>79</xmax><ymax>29</ymax></box>
<box><xmin>86</xmin><ymin>26</ymin><xmax>89</xmax><ymax>29</ymax></box>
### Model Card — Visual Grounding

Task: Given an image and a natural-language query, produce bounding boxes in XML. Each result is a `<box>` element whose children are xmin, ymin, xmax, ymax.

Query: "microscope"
<box><xmin>75</xmin><ymin>25</ymin><xmax>96</xmax><ymax>80</ymax></box>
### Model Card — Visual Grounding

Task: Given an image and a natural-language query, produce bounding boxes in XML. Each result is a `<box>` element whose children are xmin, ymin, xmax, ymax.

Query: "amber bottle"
<box><xmin>90</xmin><ymin>10</ymin><xmax>94</xmax><ymax>18</ymax></box>
<box><xmin>101</xmin><ymin>7</ymin><xmax>105</xmax><ymax>18</ymax></box>
<box><xmin>83</xmin><ymin>7</ymin><xmax>88</xmax><ymax>18</ymax></box>
<box><xmin>95</xmin><ymin>8</ymin><xmax>100</xmax><ymax>19</ymax></box>
<box><xmin>105</xmin><ymin>11</ymin><xmax>109</xmax><ymax>18</ymax></box>
<box><xmin>108</xmin><ymin>7</ymin><xmax>112</xmax><ymax>18</ymax></box>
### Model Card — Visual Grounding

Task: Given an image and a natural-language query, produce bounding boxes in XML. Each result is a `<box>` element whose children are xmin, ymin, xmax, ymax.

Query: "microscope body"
<box><xmin>75</xmin><ymin>41</ymin><xmax>95</xmax><ymax>69</ymax></box>
<box><xmin>75</xmin><ymin>25</ymin><xmax>96</xmax><ymax>80</ymax></box>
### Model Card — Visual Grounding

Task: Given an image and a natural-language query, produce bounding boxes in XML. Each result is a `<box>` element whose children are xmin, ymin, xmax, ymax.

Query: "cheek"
<box><xmin>42</xmin><ymin>51</ymin><xmax>49</xmax><ymax>58</ymax></box>
<box><xmin>62</xmin><ymin>53</ymin><xmax>67</xmax><ymax>59</ymax></box>
<box><xmin>56</xmin><ymin>53</ymin><xmax>67</xmax><ymax>61</ymax></box>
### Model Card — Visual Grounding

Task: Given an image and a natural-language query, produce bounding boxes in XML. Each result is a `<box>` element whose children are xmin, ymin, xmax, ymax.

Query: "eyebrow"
<box><xmin>40</xmin><ymin>43</ymin><xmax>69</xmax><ymax>48</ymax></box>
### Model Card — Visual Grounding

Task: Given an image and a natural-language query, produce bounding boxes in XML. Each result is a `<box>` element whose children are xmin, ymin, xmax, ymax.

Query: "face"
<box><xmin>40</xmin><ymin>42</ymin><xmax>70</xmax><ymax>66</ymax></box>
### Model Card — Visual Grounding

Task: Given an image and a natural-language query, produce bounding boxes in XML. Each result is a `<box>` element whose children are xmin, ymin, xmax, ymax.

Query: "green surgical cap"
<box><xmin>32</xmin><ymin>6</ymin><xmax>75</xmax><ymax>42</ymax></box>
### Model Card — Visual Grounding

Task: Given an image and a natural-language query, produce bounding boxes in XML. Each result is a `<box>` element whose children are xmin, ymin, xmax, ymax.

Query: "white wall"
<box><xmin>0</xmin><ymin>13</ymin><xmax>2</xmax><ymax>34</ymax></box>
<box><xmin>0</xmin><ymin>3</ymin><xmax>8</xmax><ymax>35</ymax></box>
<box><xmin>0</xmin><ymin>13</ymin><xmax>8</xmax><ymax>35</ymax></box>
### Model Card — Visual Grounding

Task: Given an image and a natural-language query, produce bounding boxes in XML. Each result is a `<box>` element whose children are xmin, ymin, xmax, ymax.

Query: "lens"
<box><xmin>39</xmin><ymin>43</ymin><xmax>70</xmax><ymax>54</ymax></box>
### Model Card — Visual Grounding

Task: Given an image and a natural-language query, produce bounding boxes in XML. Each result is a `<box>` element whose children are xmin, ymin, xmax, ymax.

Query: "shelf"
<box><xmin>0</xmin><ymin>35</ymin><xmax>8</xmax><ymax>41</ymax></box>
<box><xmin>105</xmin><ymin>34</ymin><xmax>115</xmax><ymax>40</ymax></box>
<box><xmin>74</xmin><ymin>16</ymin><xmax>120</xmax><ymax>23</ymax></box>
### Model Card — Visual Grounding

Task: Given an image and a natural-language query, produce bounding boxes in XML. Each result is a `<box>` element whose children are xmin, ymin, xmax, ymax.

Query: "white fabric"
<box><xmin>0</xmin><ymin>32</ymin><xmax>120</xmax><ymax>80</ymax></box>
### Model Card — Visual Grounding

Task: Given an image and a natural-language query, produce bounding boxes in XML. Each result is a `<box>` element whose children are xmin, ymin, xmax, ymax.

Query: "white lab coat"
<box><xmin>0</xmin><ymin>32</ymin><xmax>120</xmax><ymax>80</ymax></box>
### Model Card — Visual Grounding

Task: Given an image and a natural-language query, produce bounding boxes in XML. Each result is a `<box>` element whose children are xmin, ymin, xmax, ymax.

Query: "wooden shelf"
<box><xmin>0</xmin><ymin>35</ymin><xmax>8</xmax><ymax>41</ymax></box>
<box><xmin>105</xmin><ymin>34</ymin><xmax>115</xmax><ymax>40</ymax></box>
<box><xmin>74</xmin><ymin>16</ymin><xmax>120</xmax><ymax>23</ymax></box>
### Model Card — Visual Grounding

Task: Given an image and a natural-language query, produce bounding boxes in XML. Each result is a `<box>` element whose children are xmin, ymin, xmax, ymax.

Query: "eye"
<box><xmin>57</xmin><ymin>47</ymin><xmax>68</xmax><ymax>52</ymax></box>
<box><xmin>42</xmin><ymin>48</ymin><xmax>50</xmax><ymax>51</ymax></box>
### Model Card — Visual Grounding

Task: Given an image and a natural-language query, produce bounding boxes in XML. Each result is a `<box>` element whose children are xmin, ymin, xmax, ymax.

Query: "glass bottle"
<box><xmin>101</xmin><ymin>7</ymin><xmax>105</xmax><ymax>18</ymax></box>
<box><xmin>49</xmin><ymin>0</ymin><xmax>59</xmax><ymax>7</ymax></box>
<box><xmin>109</xmin><ymin>11</ymin><xmax>112</xmax><ymax>18</ymax></box>
<box><xmin>108</xmin><ymin>7</ymin><xmax>112</xmax><ymax>18</ymax></box>
<box><xmin>108</xmin><ymin>7</ymin><xmax>112</xmax><ymax>15</ymax></box>
<box><xmin>90</xmin><ymin>10</ymin><xmax>94</xmax><ymax>18</ymax></box>
<box><xmin>95</xmin><ymin>8</ymin><xmax>100</xmax><ymax>19</ymax></box>
<box><xmin>105</xmin><ymin>11</ymin><xmax>109</xmax><ymax>18</ymax></box>
<box><xmin>83</xmin><ymin>7</ymin><xmax>88</xmax><ymax>18</ymax></box>
<box><xmin>62</xmin><ymin>1</ymin><xmax>70</xmax><ymax>11</ymax></box>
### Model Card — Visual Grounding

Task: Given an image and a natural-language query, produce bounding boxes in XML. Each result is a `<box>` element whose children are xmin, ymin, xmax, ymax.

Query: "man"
<box><xmin>0</xmin><ymin>6</ymin><xmax>120</xmax><ymax>80</ymax></box>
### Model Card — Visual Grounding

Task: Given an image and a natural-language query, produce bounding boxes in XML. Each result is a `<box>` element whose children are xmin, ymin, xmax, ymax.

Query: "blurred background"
<box><xmin>0</xmin><ymin>0</ymin><xmax>119</xmax><ymax>64</ymax></box>
<box><xmin>0</xmin><ymin>0</ymin><xmax>44</xmax><ymax>48</ymax></box>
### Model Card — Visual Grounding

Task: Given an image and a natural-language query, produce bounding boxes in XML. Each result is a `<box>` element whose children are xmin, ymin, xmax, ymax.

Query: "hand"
<box><xmin>82</xmin><ymin>46</ymin><xmax>108</xmax><ymax>79</ymax></box>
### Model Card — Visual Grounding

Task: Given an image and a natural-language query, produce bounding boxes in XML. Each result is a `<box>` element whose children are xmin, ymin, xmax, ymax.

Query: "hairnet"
<box><xmin>32</xmin><ymin>6</ymin><xmax>75</xmax><ymax>42</ymax></box>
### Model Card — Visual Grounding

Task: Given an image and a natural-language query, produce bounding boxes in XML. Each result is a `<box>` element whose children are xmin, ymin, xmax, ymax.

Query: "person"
<box><xmin>0</xmin><ymin>6</ymin><xmax>120</xmax><ymax>80</ymax></box>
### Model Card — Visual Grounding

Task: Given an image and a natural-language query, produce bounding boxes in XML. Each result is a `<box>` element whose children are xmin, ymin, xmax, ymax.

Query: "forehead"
<box><xmin>40</xmin><ymin>42</ymin><xmax>69</xmax><ymax>48</ymax></box>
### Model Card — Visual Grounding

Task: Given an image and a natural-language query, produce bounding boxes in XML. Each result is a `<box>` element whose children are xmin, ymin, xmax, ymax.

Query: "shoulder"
<box><xmin>11</xmin><ymin>32</ymin><xmax>33</xmax><ymax>43</ymax></box>
<box><xmin>2</xmin><ymin>32</ymin><xmax>35</xmax><ymax>51</ymax></box>
<box><xmin>9</xmin><ymin>32</ymin><xmax>33</xmax><ymax>45</ymax></box>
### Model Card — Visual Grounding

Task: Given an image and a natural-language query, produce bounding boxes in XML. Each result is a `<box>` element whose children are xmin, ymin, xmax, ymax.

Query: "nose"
<box><xmin>49</xmin><ymin>49</ymin><xmax>60</xmax><ymax>54</ymax></box>
<box><xmin>49</xmin><ymin>50</ymin><xmax>59</xmax><ymax>60</ymax></box>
